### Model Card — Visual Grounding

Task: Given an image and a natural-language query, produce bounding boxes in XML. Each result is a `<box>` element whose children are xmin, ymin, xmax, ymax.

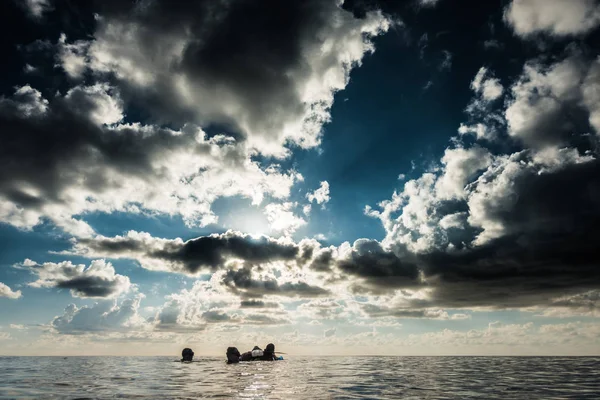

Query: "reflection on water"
<box><xmin>1</xmin><ymin>356</ymin><xmax>599</xmax><ymax>399</ymax></box>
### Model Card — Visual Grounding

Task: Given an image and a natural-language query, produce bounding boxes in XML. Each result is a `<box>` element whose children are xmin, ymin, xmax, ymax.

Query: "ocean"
<box><xmin>1</xmin><ymin>356</ymin><xmax>599</xmax><ymax>399</ymax></box>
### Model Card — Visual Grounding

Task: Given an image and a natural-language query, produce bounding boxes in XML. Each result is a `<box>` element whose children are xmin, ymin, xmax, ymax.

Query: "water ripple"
<box><xmin>0</xmin><ymin>356</ymin><xmax>599</xmax><ymax>399</ymax></box>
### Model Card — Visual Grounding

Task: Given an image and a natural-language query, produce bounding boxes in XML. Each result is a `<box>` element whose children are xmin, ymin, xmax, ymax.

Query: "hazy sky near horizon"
<box><xmin>1</xmin><ymin>0</ymin><xmax>600</xmax><ymax>356</ymax></box>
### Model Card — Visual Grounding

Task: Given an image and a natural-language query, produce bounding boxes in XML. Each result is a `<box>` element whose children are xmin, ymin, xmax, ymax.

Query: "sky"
<box><xmin>1</xmin><ymin>0</ymin><xmax>600</xmax><ymax>356</ymax></box>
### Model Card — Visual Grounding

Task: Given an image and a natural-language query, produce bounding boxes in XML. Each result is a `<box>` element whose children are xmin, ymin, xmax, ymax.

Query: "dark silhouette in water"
<box><xmin>185</xmin><ymin>344</ymin><xmax>279</xmax><ymax>363</ymax></box>
<box><xmin>237</xmin><ymin>344</ymin><xmax>278</xmax><ymax>362</ymax></box>
<box><xmin>181</xmin><ymin>348</ymin><xmax>194</xmax><ymax>362</ymax></box>
<box><xmin>262</xmin><ymin>343</ymin><xmax>276</xmax><ymax>361</ymax></box>
<box><xmin>226</xmin><ymin>347</ymin><xmax>241</xmax><ymax>364</ymax></box>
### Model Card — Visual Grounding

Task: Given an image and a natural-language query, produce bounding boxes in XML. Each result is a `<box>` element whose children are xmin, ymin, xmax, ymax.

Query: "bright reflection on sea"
<box><xmin>1</xmin><ymin>356</ymin><xmax>599</xmax><ymax>399</ymax></box>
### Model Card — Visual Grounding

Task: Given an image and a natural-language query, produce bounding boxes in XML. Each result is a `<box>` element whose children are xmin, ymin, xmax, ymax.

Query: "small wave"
<box><xmin>0</xmin><ymin>356</ymin><xmax>599</xmax><ymax>399</ymax></box>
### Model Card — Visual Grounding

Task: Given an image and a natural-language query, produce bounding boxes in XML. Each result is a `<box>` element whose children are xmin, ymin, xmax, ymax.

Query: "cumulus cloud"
<box><xmin>471</xmin><ymin>67</ymin><xmax>503</xmax><ymax>102</ymax></box>
<box><xmin>461</xmin><ymin>67</ymin><xmax>505</xmax><ymax>141</ymax></box>
<box><xmin>2</xmin><ymin>0</ymin><xmax>386</xmax><ymax>238</ymax></box>
<box><xmin>504</xmin><ymin>0</ymin><xmax>600</xmax><ymax>37</ymax></box>
<box><xmin>61</xmin><ymin>45</ymin><xmax>600</xmax><ymax>309</ymax></box>
<box><xmin>56</xmin><ymin>34</ymin><xmax>89</xmax><ymax>79</ymax></box>
<box><xmin>0</xmin><ymin>85</ymin><xmax>48</xmax><ymax>117</ymax></box>
<box><xmin>0</xmin><ymin>84</ymin><xmax>301</xmax><ymax>236</ymax></box>
<box><xmin>51</xmin><ymin>295</ymin><xmax>147</xmax><ymax>334</ymax></box>
<box><xmin>306</xmin><ymin>181</ymin><xmax>331</xmax><ymax>205</ymax></box>
<box><xmin>296</xmin><ymin>298</ymin><xmax>358</xmax><ymax>321</ymax></box>
<box><xmin>74</xmin><ymin>0</ymin><xmax>390</xmax><ymax>157</ymax></box>
<box><xmin>504</xmin><ymin>55</ymin><xmax>593</xmax><ymax>149</ymax></box>
<box><xmin>364</xmin><ymin>52</ymin><xmax>600</xmax><ymax>309</ymax></box>
<box><xmin>458</xmin><ymin>123</ymin><xmax>494</xmax><ymax>141</ymax></box>
<box><xmin>264</xmin><ymin>202</ymin><xmax>306</xmax><ymax>236</ymax></box>
<box><xmin>17</xmin><ymin>259</ymin><xmax>131</xmax><ymax>298</ymax></box>
<box><xmin>151</xmin><ymin>280</ymin><xmax>293</xmax><ymax>332</ymax></box>
<box><xmin>152</xmin><ymin>281</ymin><xmax>234</xmax><ymax>332</ymax></box>
<box><xmin>0</xmin><ymin>282</ymin><xmax>22</xmax><ymax>299</ymax></box>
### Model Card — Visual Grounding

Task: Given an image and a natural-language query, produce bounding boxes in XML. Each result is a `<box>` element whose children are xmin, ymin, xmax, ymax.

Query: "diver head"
<box><xmin>181</xmin><ymin>348</ymin><xmax>194</xmax><ymax>362</ymax></box>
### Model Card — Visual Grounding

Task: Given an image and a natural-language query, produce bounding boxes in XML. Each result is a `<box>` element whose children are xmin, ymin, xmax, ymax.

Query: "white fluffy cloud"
<box><xmin>461</xmin><ymin>67</ymin><xmax>505</xmax><ymax>141</ymax></box>
<box><xmin>64</xmin><ymin>84</ymin><xmax>124</xmax><ymax>125</ymax></box>
<box><xmin>51</xmin><ymin>295</ymin><xmax>148</xmax><ymax>334</ymax></box>
<box><xmin>471</xmin><ymin>67</ymin><xmax>503</xmax><ymax>102</ymax></box>
<box><xmin>264</xmin><ymin>202</ymin><xmax>307</xmax><ymax>236</ymax></box>
<box><xmin>307</xmin><ymin>181</ymin><xmax>331</xmax><ymax>205</ymax></box>
<box><xmin>17</xmin><ymin>259</ymin><xmax>132</xmax><ymax>298</ymax></box>
<box><xmin>458</xmin><ymin>123</ymin><xmax>493</xmax><ymax>141</ymax></box>
<box><xmin>0</xmin><ymin>282</ymin><xmax>22</xmax><ymax>299</ymax></box>
<box><xmin>367</xmin><ymin>145</ymin><xmax>492</xmax><ymax>252</ymax></box>
<box><xmin>505</xmin><ymin>0</ymin><xmax>600</xmax><ymax>37</ymax></box>
<box><xmin>56</xmin><ymin>34</ymin><xmax>89</xmax><ymax>79</ymax></box>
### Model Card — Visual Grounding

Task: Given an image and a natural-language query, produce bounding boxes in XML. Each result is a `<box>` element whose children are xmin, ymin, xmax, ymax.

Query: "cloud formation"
<box><xmin>363</xmin><ymin>53</ymin><xmax>600</xmax><ymax>308</ymax></box>
<box><xmin>0</xmin><ymin>84</ymin><xmax>302</xmax><ymax>236</ymax></box>
<box><xmin>504</xmin><ymin>0</ymin><xmax>600</xmax><ymax>37</ymax></box>
<box><xmin>471</xmin><ymin>67</ymin><xmax>503</xmax><ymax>102</ymax></box>
<box><xmin>17</xmin><ymin>259</ymin><xmax>131</xmax><ymax>298</ymax></box>
<box><xmin>22</xmin><ymin>0</ymin><xmax>51</xmax><ymax>19</ymax></box>
<box><xmin>69</xmin><ymin>0</ymin><xmax>390</xmax><ymax>156</ymax></box>
<box><xmin>307</xmin><ymin>181</ymin><xmax>331</xmax><ymax>205</ymax></box>
<box><xmin>1</xmin><ymin>0</ymin><xmax>389</xmax><ymax>237</ymax></box>
<box><xmin>69</xmin><ymin>230</ymin><xmax>300</xmax><ymax>275</ymax></box>
<box><xmin>51</xmin><ymin>295</ymin><xmax>146</xmax><ymax>334</ymax></box>
<box><xmin>0</xmin><ymin>282</ymin><xmax>22</xmax><ymax>299</ymax></box>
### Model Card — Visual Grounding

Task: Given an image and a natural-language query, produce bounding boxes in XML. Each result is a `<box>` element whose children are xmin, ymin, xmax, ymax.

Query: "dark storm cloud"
<box><xmin>55</xmin><ymin>276</ymin><xmax>124</xmax><ymax>298</ymax></box>
<box><xmin>337</xmin><ymin>239</ymin><xmax>421</xmax><ymax>290</ymax></box>
<box><xmin>307</xmin><ymin>249</ymin><xmax>334</xmax><ymax>272</ymax></box>
<box><xmin>222</xmin><ymin>268</ymin><xmax>329</xmax><ymax>298</ymax></box>
<box><xmin>153</xmin><ymin>234</ymin><xmax>299</xmax><ymax>273</ymax></box>
<box><xmin>416</xmin><ymin>158</ymin><xmax>600</xmax><ymax>308</ymax></box>
<box><xmin>348</xmin><ymin>156</ymin><xmax>600</xmax><ymax>308</ymax></box>
<box><xmin>361</xmin><ymin>304</ymin><xmax>450</xmax><ymax>319</ymax></box>
<box><xmin>76</xmin><ymin>231</ymin><xmax>300</xmax><ymax>274</ymax></box>
<box><xmin>239</xmin><ymin>300</ymin><xmax>280</xmax><ymax>309</ymax></box>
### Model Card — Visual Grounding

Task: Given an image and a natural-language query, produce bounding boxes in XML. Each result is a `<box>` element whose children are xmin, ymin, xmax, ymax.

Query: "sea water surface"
<box><xmin>1</xmin><ymin>356</ymin><xmax>599</xmax><ymax>399</ymax></box>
